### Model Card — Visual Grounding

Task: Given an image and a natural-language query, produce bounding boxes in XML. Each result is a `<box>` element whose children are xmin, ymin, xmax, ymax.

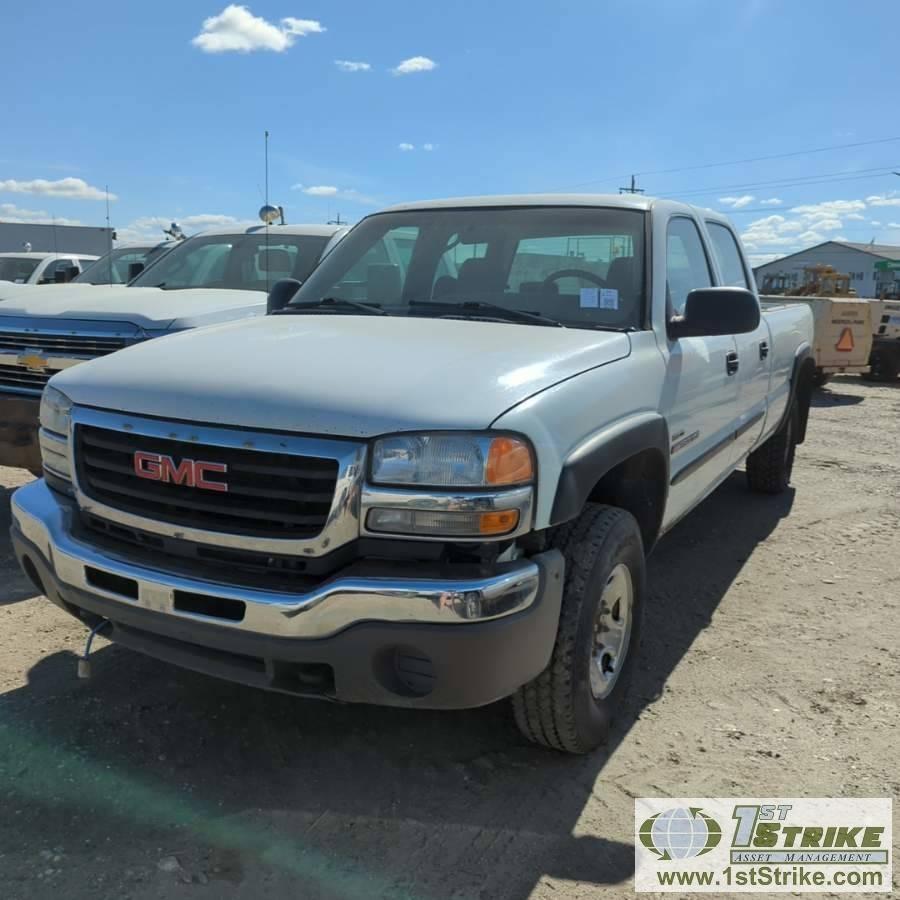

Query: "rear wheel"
<box><xmin>812</xmin><ymin>369</ymin><xmax>830</xmax><ymax>388</ymax></box>
<box><xmin>746</xmin><ymin>403</ymin><xmax>796</xmax><ymax>494</ymax></box>
<box><xmin>861</xmin><ymin>348</ymin><xmax>900</xmax><ymax>382</ymax></box>
<box><xmin>512</xmin><ymin>505</ymin><xmax>646</xmax><ymax>754</ymax></box>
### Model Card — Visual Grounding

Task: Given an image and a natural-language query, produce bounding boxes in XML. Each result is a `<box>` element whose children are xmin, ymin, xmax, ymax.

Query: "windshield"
<box><xmin>130</xmin><ymin>232</ymin><xmax>330</xmax><ymax>291</ymax></box>
<box><xmin>75</xmin><ymin>244</ymin><xmax>171</xmax><ymax>285</ymax></box>
<box><xmin>291</xmin><ymin>207</ymin><xmax>646</xmax><ymax>330</ymax></box>
<box><xmin>0</xmin><ymin>257</ymin><xmax>40</xmax><ymax>283</ymax></box>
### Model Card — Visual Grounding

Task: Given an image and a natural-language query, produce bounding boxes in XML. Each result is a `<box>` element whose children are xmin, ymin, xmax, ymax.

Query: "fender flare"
<box><xmin>549</xmin><ymin>413</ymin><xmax>670</xmax><ymax>527</ymax></box>
<box><xmin>785</xmin><ymin>343</ymin><xmax>815</xmax><ymax>444</ymax></box>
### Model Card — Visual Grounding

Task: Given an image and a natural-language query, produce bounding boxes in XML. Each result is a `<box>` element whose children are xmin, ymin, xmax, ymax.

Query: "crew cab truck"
<box><xmin>0</xmin><ymin>223</ymin><xmax>347</xmax><ymax>472</ymax></box>
<box><xmin>10</xmin><ymin>195</ymin><xmax>815</xmax><ymax>754</ymax></box>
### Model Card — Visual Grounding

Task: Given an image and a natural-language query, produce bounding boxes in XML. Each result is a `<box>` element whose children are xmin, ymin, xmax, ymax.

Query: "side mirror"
<box><xmin>669</xmin><ymin>287</ymin><xmax>760</xmax><ymax>339</ymax></box>
<box><xmin>127</xmin><ymin>262</ymin><xmax>145</xmax><ymax>281</ymax></box>
<box><xmin>267</xmin><ymin>278</ymin><xmax>302</xmax><ymax>314</ymax></box>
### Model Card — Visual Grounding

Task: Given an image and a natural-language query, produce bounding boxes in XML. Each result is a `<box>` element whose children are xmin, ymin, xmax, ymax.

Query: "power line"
<box><xmin>552</xmin><ymin>134</ymin><xmax>900</xmax><ymax>192</ymax></box>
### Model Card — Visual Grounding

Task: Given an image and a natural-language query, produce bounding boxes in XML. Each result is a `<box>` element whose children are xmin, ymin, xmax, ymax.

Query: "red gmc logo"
<box><xmin>133</xmin><ymin>451</ymin><xmax>228</xmax><ymax>493</ymax></box>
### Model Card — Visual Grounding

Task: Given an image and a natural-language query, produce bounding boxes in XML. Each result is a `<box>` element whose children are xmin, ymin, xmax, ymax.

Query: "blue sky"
<box><xmin>2</xmin><ymin>0</ymin><xmax>900</xmax><ymax>262</ymax></box>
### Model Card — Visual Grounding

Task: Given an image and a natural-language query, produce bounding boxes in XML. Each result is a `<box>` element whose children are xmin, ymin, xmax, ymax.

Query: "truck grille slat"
<box><xmin>76</xmin><ymin>424</ymin><xmax>339</xmax><ymax>538</ymax></box>
<box><xmin>0</xmin><ymin>364</ymin><xmax>60</xmax><ymax>389</ymax></box>
<box><xmin>0</xmin><ymin>331</ymin><xmax>128</xmax><ymax>355</ymax></box>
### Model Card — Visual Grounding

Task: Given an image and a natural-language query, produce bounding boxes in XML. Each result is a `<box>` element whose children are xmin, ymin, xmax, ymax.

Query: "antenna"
<box><xmin>105</xmin><ymin>185</ymin><xmax>113</xmax><ymax>286</ymax></box>
<box><xmin>264</xmin><ymin>130</ymin><xmax>270</xmax><ymax>294</ymax></box>
<box><xmin>619</xmin><ymin>175</ymin><xmax>644</xmax><ymax>195</ymax></box>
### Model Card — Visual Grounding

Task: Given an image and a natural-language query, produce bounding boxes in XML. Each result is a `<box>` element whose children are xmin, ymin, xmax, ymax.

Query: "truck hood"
<box><xmin>53</xmin><ymin>315</ymin><xmax>631</xmax><ymax>437</ymax></box>
<box><xmin>0</xmin><ymin>285</ymin><xmax>266</xmax><ymax>330</ymax></box>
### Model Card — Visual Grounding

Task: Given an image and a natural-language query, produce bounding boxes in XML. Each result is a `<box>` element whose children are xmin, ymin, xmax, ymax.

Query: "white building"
<box><xmin>753</xmin><ymin>241</ymin><xmax>900</xmax><ymax>299</ymax></box>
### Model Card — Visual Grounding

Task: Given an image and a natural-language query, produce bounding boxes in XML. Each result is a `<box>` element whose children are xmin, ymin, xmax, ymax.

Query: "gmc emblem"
<box><xmin>133</xmin><ymin>451</ymin><xmax>228</xmax><ymax>493</ymax></box>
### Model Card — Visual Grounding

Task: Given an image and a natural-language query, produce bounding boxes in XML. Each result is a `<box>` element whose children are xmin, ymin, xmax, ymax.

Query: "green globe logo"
<box><xmin>639</xmin><ymin>807</ymin><xmax>722</xmax><ymax>861</ymax></box>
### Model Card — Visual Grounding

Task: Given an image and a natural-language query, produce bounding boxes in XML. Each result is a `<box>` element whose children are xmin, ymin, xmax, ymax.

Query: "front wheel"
<box><xmin>512</xmin><ymin>505</ymin><xmax>646</xmax><ymax>754</ymax></box>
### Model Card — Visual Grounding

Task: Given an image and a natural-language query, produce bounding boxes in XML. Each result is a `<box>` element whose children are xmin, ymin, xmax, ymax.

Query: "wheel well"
<box><xmin>585</xmin><ymin>448</ymin><xmax>667</xmax><ymax>552</ymax></box>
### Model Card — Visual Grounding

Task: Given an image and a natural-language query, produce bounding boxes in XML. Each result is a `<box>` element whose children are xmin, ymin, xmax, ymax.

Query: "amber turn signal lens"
<box><xmin>485</xmin><ymin>437</ymin><xmax>534</xmax><ymax>486</ymax></box>
<box><xmin>478</xmin><ymin>510</ymin><xmax>520</xmax><ymax>535</ymax></box>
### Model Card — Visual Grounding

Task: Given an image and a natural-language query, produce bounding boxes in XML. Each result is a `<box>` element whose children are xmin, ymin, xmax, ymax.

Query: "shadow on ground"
<box><xmin>0</xmin><ymin>484</ymin><xmax>39</xmax><ymax>605</ymax></box>
<box><xmin>0</xmin><ymin>473</ymin><xmax>795</xmax><ymax>898</ymax></box>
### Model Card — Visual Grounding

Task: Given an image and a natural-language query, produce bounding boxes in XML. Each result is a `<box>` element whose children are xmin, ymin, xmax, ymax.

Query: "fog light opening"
<box><xmin>21</xmin><ymin>555</ymin><xmax>45</xmax><ymax>596</ymax></box>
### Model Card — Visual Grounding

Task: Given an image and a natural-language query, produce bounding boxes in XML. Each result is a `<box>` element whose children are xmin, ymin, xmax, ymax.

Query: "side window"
<box><xmin>706</xmin><ymin>222</ymin><xmax>750</xmax><ymax>289</ymax></box>
<box><xmin>40</xmin><ymin>258</ymin><xmax>75</xmax><ymax>283</ymax></box>
<box><xmin>666</xmin><ymin>218</ymin><xmax>713</xmax><ymax>315</ymax></box>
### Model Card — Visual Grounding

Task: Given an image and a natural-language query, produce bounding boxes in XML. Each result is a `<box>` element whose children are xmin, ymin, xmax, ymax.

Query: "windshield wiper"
<box><xmin>280</xmin><ymin>297</ymin><xmax>387</xmax><ymax>316</ymax></box>
<box><xmin>409</xmin><ymin>299</ymin><xmax>563</xmax><ymax>327</ymax></box>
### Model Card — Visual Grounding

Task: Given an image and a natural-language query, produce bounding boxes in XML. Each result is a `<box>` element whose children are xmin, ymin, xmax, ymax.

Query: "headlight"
<box><xmin>39</xmin><ymin>386</ymin><xmax>73</xmax><ymax>482</ymax></box>
<box><xmin>370</xmin><ymin>433</ymin><xmax>534</xmax><ymax>488</ymax></box>
<box><xmin>40</xmin><ymin>385</ymin><xmax>72</xmax><ymax>436</ymax></box>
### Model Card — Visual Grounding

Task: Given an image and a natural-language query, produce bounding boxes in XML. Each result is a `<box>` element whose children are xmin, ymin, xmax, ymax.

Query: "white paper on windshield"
<box><xmin>599</xmin><ymin>288</ymin><xmax>619</xmax><ymax>310</ymax></box>
<box><xmin>579</xmin><ymin>288</ymin><xmax>599</xmax><ymax>308</ymax></box>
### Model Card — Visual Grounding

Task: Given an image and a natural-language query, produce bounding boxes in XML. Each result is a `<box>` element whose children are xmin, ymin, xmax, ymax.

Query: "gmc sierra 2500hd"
<box><xmin>11</xmin><ymin>195</ymin><xmax>815</xmax><ymax>753</ymax></box>
<box><xmin>0</xmin><ymin>222</ymin><xmax>347</xmax><ymax>472</ymax></box>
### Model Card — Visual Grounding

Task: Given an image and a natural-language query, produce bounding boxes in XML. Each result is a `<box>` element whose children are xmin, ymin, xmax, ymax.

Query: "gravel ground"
<box><xmin>0</xmin><ymin>376</ymin><xmax>897</xmax><ymax>899</ymax></box>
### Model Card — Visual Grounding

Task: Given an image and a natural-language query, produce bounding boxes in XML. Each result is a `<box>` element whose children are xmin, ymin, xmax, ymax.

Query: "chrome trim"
<box><xmin>360</xmin><ymin>484</ymin><xmax>534</xmax><ymax>541</ymax></box>
<box><xmin>69</xmin><ymin>406</ymin><xmax>366</xmax><ymax>558</ymax></box>
<box><xmin>0</xmin><ymin>351</ymin><xmax>95</xmax><ymax>371</ymax></box>
<box><xmin>12</xmin><ymin>480</ymin><xmax>540</xmax><ymax>638</ymax></box>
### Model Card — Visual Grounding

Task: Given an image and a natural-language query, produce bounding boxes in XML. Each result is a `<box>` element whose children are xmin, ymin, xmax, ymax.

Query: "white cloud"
<box><xmin>280</xmin><ymin>17</ymin><xmax>325</xmax><ymax>37</ymax></box>
<box><xmin>845</xmin><ymin>213</ymin><xmax>866</xmax><ymax>221</ymax></box>
<box><xmin>334</xmin><ymin>59</ymin><xmax>371</xmax><ymax>72</ymax></box>
<box><xmin>423</xmin><ymin>143</ymin><xmax>435</xmax><ymax>151</ymax></box>
<box><xmin>866</xmin><ymin>194</ymin><xmax>900</xmax><ymax>207</ymax></box>
<box><xmin>392</xmin><ymin>56</ymin><xmax>437</xmax><ymax>76</ymax></box>
<box><xmin>719</xmin><ymin>195</ymin><xmax>755</xmax><ymax>209</ymax></box>
<box><xmin>398</xmin><ymin>142</ymin><xmax>415</xmax><ymax>152</ymax></box>
<box><xmin>0</xmin><ymin>177</ymin><xmax>113</xmax><ymax>201</ymax></box>
<box><xmin>191</xmin><ymin>5</ymin><xmax>324</xmax><ymax>54</ymax></box>
<box><xmin>871</xmin><ymin>220</ymin><xmax>882</xmax><ymax>226</ymax></box>
<box><xmin>888</xmin><ymin>222</ymin><xmax>900</xmax><ymax>229</ymax></box>
<box><xmin>789</xmin><ymin>199</ymin><xmax>866</xmax><ymax>219</ymax></box>
<box><xmin>0</xmin><ymin>202</ymin><xmax>83</xmax><ymax>226</ymax></box>
<box><xmin>760</xmin><ymin>198</ymin><xmax>782</xmax><ymax>207</ymax></box>
<box><xmin>290</xmin><ymin>184</ymin><xmax>378</xmax><ymax>205</ymax></box>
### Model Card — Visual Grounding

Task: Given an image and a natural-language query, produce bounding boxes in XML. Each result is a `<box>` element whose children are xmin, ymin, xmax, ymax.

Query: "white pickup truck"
<box><xmin>0</xmin><ymin>251</ymin><xmax>98</xmax><ymax>286</ymax></box>
<box><xmin>11</xmin><ymin>195</ymin><xmax>815</xmax><ymax>753</ymax></box>
<box><xmin>0</xmin><ymin>223</ymin><xmax>346</xmax><ymax>471</ymax></box>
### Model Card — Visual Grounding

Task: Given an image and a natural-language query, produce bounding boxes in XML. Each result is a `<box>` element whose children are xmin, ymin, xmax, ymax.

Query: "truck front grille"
<box><xmin>0</xmin><ymin>330</ymin><xmax>129</xmax><ymax>356</ymax></box>
<box><xmin>0</xmin><ymin>363</ymin><xmax>59</xmax><ymax>391</ymax></box>
<box><xmin>75</xmin><ymin>424</ymin><xmax>339</xmax><ymax>539</ymax></box>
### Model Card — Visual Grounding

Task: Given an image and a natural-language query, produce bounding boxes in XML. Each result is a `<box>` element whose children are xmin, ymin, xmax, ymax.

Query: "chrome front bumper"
<box><xmin>11</xmin><ymin>479</ymin><xmax>543</xmax><ymax>640</ymax></box>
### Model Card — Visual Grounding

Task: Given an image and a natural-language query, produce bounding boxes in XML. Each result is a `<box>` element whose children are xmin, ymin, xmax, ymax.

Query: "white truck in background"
<box><xmin>11</xmin><ymin>194</ymin><xmax>815</xmax><ymax>754</ymax></box>
<box><xmin>0</xmin><ymin>221</ymin><xmax>347</xmax><ymax>472</ymax></box>
<box><xmin>0</xmin><ymin>251</ymin><xmax>98</xmax><ymax>286</ymax></box>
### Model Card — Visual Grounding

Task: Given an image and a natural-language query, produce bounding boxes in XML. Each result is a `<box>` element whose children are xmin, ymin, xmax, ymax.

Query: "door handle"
<box><xmin>759</xmin><ymin>340</ymin><xmax>769</xmax><ymax>360</ymax></box>
<box><xmin>726</xmin><ymin>351</ymin><xmax>739</xmax><ymax>376</ymax></box>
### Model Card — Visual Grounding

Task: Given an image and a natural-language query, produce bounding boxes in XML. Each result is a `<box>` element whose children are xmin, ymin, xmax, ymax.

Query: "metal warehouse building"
<box><xmin>753</xmin><ymin>240</ymin><xmax>900</xmax><ymax>299</ymax></box>
<box><xmin>0</xmin><ymin>222</ymin><xmax>112</xmax><ymax>256</ymax></box>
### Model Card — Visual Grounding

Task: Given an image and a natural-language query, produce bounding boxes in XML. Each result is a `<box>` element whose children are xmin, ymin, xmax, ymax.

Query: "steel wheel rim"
<box><xmin>590</xmin><ymin>563</ymin><xmax>634</xmax><ymax>700</ymax></box>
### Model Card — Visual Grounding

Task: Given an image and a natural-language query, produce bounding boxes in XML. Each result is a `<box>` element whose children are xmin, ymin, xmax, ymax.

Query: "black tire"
<box><xmin>746</xmin><ymin>404</ymin><xmax>797</xmax><ymax>494</ymax></box>
<box><xmin>812</xmin><ymin>369</ymin><xmax>830</xmax><ymax>388</ymax></box>
<box><xmin>512</xmin><ymin>505</ymin><xmax>646</xmax><ymax>754</ymax></box>
<box><xmin>861</xmin><ymin>348</ymin><xmax>900</xmax><ymax>382</ymax></box>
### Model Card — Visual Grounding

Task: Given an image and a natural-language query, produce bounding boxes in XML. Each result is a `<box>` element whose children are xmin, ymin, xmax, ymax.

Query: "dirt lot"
<box><xmin>0</xmin><ymin>376</ymin><xmax>897</xmax><ymax>899</ymax></box>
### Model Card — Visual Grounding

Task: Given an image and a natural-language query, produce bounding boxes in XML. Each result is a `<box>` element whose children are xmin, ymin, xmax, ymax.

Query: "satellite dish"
<box><xmin>259</xmin><ymin>204</ymin><xmax>281</xmax><ymax>225</ymax></box>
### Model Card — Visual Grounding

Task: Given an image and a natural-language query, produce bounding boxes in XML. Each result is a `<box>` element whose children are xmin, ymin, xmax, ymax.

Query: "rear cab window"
<box><xmin>705</xmin><ymin>221</ymin><xmax>750</xmax><ymax>289</ymax></box>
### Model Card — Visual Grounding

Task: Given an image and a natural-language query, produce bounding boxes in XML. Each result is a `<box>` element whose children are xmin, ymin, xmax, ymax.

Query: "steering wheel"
<box><xmin>542</xmin><ymin>268</ymin><xmax>607</xmax><ymax>289</ymax></box>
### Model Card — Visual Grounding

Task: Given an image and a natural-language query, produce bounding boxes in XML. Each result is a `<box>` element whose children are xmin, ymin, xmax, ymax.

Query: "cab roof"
<box><xmin>0</xmin><ymin>251</ymin><xmax>99</xmax><ymax>259</ymax></box>
<box><xmin>381</xmin><ymin>193</ymin><xmax>734</xmax><ymax>225</ymax></box>
<box><xmin>196</xmin><ymin>223</ymin><xmax>347</xmax><ymax>238</ymax></box>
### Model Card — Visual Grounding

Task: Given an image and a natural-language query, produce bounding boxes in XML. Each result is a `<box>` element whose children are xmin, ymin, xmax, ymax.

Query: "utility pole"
<box><xmin>619</xmin><ymin>175</ymin><xmax>644</xmax><ymax>195</ymax></box>
<box><xmin>328</xmin><ymin>213</ymin><xmax>345</xmax><ymax>225</ymax></box>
